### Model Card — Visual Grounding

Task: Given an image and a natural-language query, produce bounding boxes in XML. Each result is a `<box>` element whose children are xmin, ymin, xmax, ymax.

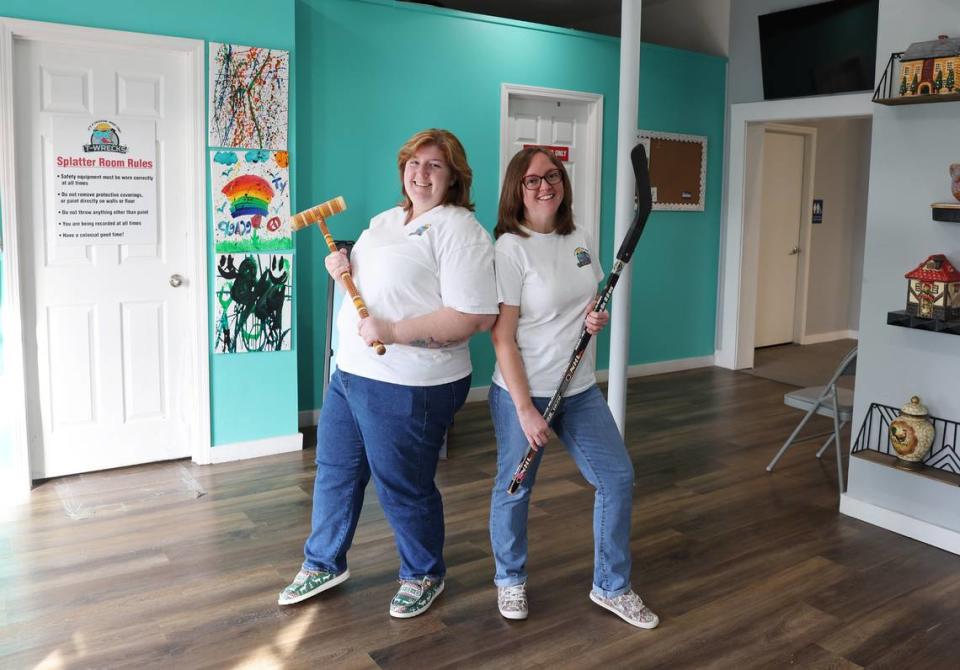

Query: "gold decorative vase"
<box><xmin>889</xmin><ymin>396</ymin><xmax>936</xmax><ymax>469</ymax></box>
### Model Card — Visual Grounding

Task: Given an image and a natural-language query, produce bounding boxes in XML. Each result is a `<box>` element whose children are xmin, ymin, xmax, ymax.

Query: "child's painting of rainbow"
<box><xmin>209</xmin><ymin>43</ymin><xmax>288</xmax><ymax>150</ymax></box>
<box><xmin>211</xmin><ymin>149</ymin><xmax>291</xmax><ymax>252</ymax></box>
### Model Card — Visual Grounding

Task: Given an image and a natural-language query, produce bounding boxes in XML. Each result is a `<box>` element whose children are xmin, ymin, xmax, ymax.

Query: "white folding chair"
<box><xmin>766</xmin><ymin>347</ymin><xmax>857</xmax><ymax>495</ymax></box>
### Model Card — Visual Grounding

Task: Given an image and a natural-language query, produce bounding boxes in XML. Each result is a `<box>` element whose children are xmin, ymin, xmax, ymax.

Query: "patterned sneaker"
<box><xmin>497</xmin><ymin>583</ymin><xmax>528</xmax><ymax>620</ymax></box>
<box><xmin>389</xmin><ymin>577</ymin><xmax>445</xmax><ymax>618</ymax></box>
<box><xmin>589</xmin><ymin>589</ymin><xmax>659</xmax><ymax>629</ymax></box>
<box><xmin>277</xmin><ymin>568</ymin><xmax>350</xmax><ymax>605</ymax></box>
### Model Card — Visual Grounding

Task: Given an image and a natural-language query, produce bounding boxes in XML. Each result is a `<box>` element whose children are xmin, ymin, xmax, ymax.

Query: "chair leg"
<box><xmin>815</xmin><ymin>432</ymin><xmax>835</xmax><ymax>459</ymax></box>
<box><xmin>815</xmin><ymin>419</ymin><xmax>847</xmax><ymax>459</ymax></box>
<box><xmin>831</xmin><ymin>387</ymin><xmax>846</xmax><ymax>495</ymax></box>
<box><xmin>767</xmin><ymin>404</ymin><xmax>820</xmax><ymax>472</ymax></box>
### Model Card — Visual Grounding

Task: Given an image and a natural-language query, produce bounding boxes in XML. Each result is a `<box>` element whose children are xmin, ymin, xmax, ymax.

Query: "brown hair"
<box><xmin>397</xmin><ymin>129</ymin><xmax>474</xmax><ymax>212</ymax></box>
<box><xmin>494</xmin><ymin>147</ymin><xmax>574</xmax><ymax>239</ymax></box>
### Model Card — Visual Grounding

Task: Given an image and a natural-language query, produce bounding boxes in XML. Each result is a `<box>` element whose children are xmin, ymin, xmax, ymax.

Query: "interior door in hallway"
<box><xmin>13</xmin><ymin>33</ymin><xmax>199</xmax><ymax>478</ymax></box>
<box><xmin>755</xmin><ymin>130</ymin><xmax>805</xmax><ymax>348</ymax></box>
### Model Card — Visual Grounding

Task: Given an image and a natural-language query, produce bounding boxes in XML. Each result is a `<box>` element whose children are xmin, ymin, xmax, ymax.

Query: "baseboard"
<box><xmin>799</xmin><ymin>329</ymin><xmax>859</xmax><ymax>345</ymax></box>
<box><xmin>840</xmin><ymin>493</ymin><xmax>960</xmax><ymax>556</ymax></box>
<box><xmin>596</xmin><ymin>355</ymin><xmax>715</xmax><ymax>382</ymax></box>
<box><xmin>297</xmin><ymin>355</ymin><xmax>716</xmax><ymax>423</ymax></box>
<box><xmin>208</xmin><ymin>432</ymin><xmax>304</xmax><ymax>464</ymax></box>
<box><xmin>466</xmin><ymin>354</ymin><xmax>715</xmax><ymax>405</ymax></box>
<box><xmin>299</xmin><ymin>409</ymin><xmax>322</xmax><ymax>429</ymax></box>
<box><xmin>0</xmin><ymin>473</ymin><xmax>31</xmax><ymax>511</ymax></box>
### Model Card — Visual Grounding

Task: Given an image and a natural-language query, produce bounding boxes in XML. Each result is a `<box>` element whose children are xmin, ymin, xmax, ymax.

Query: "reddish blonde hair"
<box><xmin>397</xmin><ymin>129</ymin><xmax>474</xmax><ymax>212</ymax></box>
<box><xmin>494</xmin><ymin>147</ymin><xmax>574</xmax><ymax>239</ymax></box>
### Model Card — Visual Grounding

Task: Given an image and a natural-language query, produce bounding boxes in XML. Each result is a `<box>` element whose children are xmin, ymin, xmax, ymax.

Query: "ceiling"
<box><xmin>397</xmin><ymin>0</ymin><xmax>729</xmax><ymax>56</ymax></box>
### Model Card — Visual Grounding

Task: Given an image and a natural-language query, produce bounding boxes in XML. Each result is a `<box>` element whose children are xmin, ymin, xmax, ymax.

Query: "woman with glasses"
<box><xmin>487</xmin><ymin>147</ymin><xmax>658</xmax><ymax>630</ymax></box>
<box><xmin>279</xmin><ymin>129</ymin><xmax>498</xmax><ymax>618</ymax></box>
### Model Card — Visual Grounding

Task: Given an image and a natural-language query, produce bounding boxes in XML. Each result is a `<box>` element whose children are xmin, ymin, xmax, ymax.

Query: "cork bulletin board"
<box><xmin>636</xmin><ymin>130</ymin><xmax>707</xmax><ymax>211</ymax></box>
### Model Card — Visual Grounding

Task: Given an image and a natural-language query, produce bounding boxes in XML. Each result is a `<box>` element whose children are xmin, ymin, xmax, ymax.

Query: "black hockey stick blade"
<box><xmin>615</xmin><ymin>143</ymin><xmax>652</xmax><ymax>264</ymax></box>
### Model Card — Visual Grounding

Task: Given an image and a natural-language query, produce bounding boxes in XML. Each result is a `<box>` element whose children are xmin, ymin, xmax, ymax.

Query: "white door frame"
<box><xmin>0</xmin><ymin>18</ymin><xmax>210</xmax><ymax>501</ymax></box>
<box><xmin>500</xmin><ymin>83</ymin><xmax>603</xmax><ymax>241</ymax></box>
<box><xmin>715</xmin><ymin>92</ymin><xmax>873</xmax><ymax>370</ymax></box>
<box><xmin>752</xmin><ymin>123</ymin><xmax>817</xmax><ymax>354</ymax></box>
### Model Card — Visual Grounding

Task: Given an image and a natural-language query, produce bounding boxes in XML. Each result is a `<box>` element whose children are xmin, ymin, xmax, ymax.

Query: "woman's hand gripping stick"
<box><xmin>292</xmin><ymin>196</ymin><xmax>386</xmax><ymax>355</ymax></box>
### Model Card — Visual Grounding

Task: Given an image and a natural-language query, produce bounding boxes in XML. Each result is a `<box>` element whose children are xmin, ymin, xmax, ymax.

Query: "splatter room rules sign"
<box><xmin>52</xmin><ymin>117</ymin><xmax>157</xmax><ymax>246</ymax></box>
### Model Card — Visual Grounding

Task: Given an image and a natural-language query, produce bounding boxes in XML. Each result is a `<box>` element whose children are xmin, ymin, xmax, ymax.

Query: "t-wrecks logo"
<box><xmin>83</xmin><ymin>120</ymin><xmax>128</xmax><ymax>154</ymax></box>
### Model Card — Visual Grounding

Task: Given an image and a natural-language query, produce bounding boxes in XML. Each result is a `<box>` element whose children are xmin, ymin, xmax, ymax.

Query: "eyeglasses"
<box><xmin>521</xmin><ymin>170</ymin><xmax>562</xmax><ymax>190</ymax></box>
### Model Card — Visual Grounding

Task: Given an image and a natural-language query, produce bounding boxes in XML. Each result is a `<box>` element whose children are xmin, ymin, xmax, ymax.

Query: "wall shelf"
<box><xmin>932</xmin><ymin>202</ymin><xmax>960</xmax><ymax>223</ymax></box>
<box><xmin>888</xmin><ymin>309</ymin><xmax>960</xmax><ymax>335</ymax></box>
<box><xmin>874</xmin><ymin>92</ymin><xmax>960</xmax><ymax>106</ymax></box>
<box><xmin>852</xmin><ymin>402</ymin><xmax>960</xmax><ymax>483</ymax></box>
<box><xmin>872</xmin><ymin>51</ymin><xmax>960</xmax><ymax>106</ymax></box>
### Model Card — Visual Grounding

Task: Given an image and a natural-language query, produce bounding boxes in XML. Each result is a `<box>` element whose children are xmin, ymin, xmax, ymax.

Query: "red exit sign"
<box><xmin>522</xmin><ymin>144</ymin><xmax>569</xmax><ymax>162</ymax></box>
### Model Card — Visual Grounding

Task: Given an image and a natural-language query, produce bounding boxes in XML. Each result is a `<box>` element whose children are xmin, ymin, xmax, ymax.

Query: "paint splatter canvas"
<box><xmin>209</xmin><ymin>43</ymin><xmax>289</xmax><ymax>149</ymax></box>
<box><xmin>214</xmin><ymin>253</ymin><xmax>293</xmax><ymax>354</ymax></box>
<box><xmin>211</xmin><ymin>150</ymin><xmax>291</xmax><ymax>253</ymax></box>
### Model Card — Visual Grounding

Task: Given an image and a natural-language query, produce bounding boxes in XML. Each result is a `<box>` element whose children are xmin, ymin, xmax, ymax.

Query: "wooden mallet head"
<box><xmin>291</xmin><ymin>196</ymin><xmax>347</xmax><ymax>232</ymax></box>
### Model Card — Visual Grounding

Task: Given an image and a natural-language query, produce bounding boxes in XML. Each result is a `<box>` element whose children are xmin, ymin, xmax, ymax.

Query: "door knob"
<box><xmin>788</xmin><ymin>245</ymin><xmax>800</xmax><ymax>255</ymax></box>
<box><xmin>169</xmin><ymin>274</ymin><xmax>185</xmax><ymax>287</ymax></box>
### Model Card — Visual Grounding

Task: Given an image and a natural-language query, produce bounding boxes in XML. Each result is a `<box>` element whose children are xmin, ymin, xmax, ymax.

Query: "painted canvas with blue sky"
<box><xmin>211</xmin><ymin>149</ymin><xmax>291</xmax><ymax>253</ymax></box>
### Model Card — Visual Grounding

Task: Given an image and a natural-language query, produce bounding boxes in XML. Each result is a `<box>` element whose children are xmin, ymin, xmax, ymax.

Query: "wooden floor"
<box><xmin>3</xmin><ymin>367</ymin><xmax>960</xmax><ymax>669</ymax></box>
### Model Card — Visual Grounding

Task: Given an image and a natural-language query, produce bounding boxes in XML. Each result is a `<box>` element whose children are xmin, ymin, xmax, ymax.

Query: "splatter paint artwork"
<box><xmin>209</xmin><ymin>43</ymin><xmax>289</xmax><ymax>149</ymax></box>
<box><xmin>214</xmin><ymin>253</ymin><xmax>292</xmax><ymax>354</ymax></box>
<box><xmin>211</xmin><ymin>149</ymin><xmax>291</xmax><ymax>252</ymax></box>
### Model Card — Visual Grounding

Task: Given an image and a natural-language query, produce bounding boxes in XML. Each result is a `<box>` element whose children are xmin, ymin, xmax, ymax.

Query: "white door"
<box><xmin>506</xmin><ymin>96</ymin><xmax>599</xmax><ymax>241</ymax></box>
<box><xmin>755</xmin><ymin>131</ymin><xmax>805</xmax><ymax>348</ymax></box>
<box><xmin>14</xmin><ymin>35</ymin><xmax>198</xmax><ymax>478</ymax></box>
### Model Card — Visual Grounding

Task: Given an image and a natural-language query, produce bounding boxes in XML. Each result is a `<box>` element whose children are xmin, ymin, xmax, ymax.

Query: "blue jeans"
<box><xmin>488</xmin><ymin>383</ymin><xmax>635</xmax><ymax>597</ymax></box>
<box><xmin>302</xmin><ymin>369</ymin><xmax>470</xmax><ymax>581</ymax></box>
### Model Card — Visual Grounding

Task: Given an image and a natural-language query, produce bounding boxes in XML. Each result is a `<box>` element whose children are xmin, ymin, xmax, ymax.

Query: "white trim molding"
<box><xmin>297</xmin><ymin>356</ymin><xmax>716</xmax><ymax>428</ymax></box>
<box><xmin>0</xmin><ymin>22</ymin><xmax>32</xmax><ymax>505</ymax></box>
<box><xmin>207</xmin><ymin>433</ymin><xmax>304</xmax><ymax>464</ymax></box>
<box><xmin>715</xmin><ymin>92</ymin><xmax>873</xmax><ymax>370</ymax></box>
<box><xmin>299</xmin><ymin>409</ymin><xmax>322</xmax><ymax>429</ymax></box>
<box><xmin>799</xmin><ymin>329</ymin><xmax>859</xmax><ymax>345</ymax></box>
<box><xmin>840</xmin><ymin>493</ymin><xmax>960</xmax><ymax>556</ymax></box>
<box><xmin>0</xmin><ymin>19</ymin><xmax>210</xmax><ymax>494</ymax></box>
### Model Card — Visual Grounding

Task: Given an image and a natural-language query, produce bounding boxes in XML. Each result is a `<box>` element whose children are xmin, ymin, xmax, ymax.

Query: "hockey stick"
<box><xmin>506</xmin><ymin>143</ymin><xmax>652</xmax><ymax>495</ymax></box>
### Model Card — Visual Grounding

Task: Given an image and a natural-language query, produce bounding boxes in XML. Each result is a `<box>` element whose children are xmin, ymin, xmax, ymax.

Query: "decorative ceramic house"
<box><xmin>905</xmin><ymin>254</ymin><xmax>960</xmax><ymax>320</ymax></box>
<box><xmin>898</xmin><ymin>35</ymin><xmax>960</xmax><ymax>97</ymax></box>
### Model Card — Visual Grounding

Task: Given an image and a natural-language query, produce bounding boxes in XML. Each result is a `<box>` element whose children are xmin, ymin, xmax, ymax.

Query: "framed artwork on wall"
<box><xmin>635</xmin><ymin>130</ymin><xmax>707</xmax><ymax>211</ymax></box>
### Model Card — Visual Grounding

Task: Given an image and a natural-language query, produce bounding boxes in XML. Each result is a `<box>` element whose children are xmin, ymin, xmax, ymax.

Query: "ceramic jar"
<box><xmin>889</xmin><ymin>395</ymin><xmax>936</xmax><ymax>468</ymax></box>
<box><xmin>950</xmin><ymin>163</ymin><xmax>960</xmax><ymax>202</ymax></box>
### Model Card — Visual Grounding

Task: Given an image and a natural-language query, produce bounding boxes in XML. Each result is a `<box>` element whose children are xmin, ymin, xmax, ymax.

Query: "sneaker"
<box><xmin>277</xmin><ymin>568</ymin><xmax>350</xmax><ymax>605</ymax></box>
<box><xmin>497</xmin><ymin>583</ymin><xmax>528</xmax><ymax>620</ymax></box>
<box><xmin>389</xmin><ymin>577</ymin><xmax>445</xmax><ymax>618</ymax></box>
<box><xmin>589</xmin><ymin>589</ymin><xmax>659</xmax><ymax>629</ymax></box>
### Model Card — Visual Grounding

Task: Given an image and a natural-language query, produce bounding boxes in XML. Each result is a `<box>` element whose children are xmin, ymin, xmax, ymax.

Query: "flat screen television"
<box><xmin>758</xmin><ymin>0</ymin><xmax>879</xmax><ymax>100</ymax></box>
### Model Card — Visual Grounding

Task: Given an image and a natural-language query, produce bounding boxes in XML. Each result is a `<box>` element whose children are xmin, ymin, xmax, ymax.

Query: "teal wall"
<box><xmin>0</xmin><ymin>0</ymin><xmax>726</xmax><ymax>463</ymax></box>
<box><xmin>295</xmin><ymin>0</ymin><xmax>726</xmax><ymax>411</ymax></box>
<box><xmin>0</xmin><ymin>0</ymin><xmax>300</xmax><ymax>446</ymax></box>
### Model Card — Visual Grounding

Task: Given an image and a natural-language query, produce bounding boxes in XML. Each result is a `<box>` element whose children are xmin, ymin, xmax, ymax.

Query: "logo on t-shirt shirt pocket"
<box><xmin>575</xmin><ymin>247</ymin><xmax>592</xmax><ymax>267</ymax></box>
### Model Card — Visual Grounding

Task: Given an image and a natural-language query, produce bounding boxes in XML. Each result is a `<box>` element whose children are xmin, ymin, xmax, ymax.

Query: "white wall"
<box><xmin>803</xmin><ymin>117</ymin><xmax>871</xmax><ymax>337</ymax></box>
<box><xmin>844</xmin><ymin>0</ymin><xmax>960</xmax><ymax>541</ymax></box>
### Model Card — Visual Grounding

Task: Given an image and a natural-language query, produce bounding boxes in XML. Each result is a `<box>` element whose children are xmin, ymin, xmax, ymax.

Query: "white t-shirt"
<box><xmin>492</xmin><ymin>224</ymin><xmax>604</xmax><ymax>397</ymax></box>
<box><xmin>335</xmin><ymin>205</ymin><xmax>499</xmax><ymax>386</ymax></box>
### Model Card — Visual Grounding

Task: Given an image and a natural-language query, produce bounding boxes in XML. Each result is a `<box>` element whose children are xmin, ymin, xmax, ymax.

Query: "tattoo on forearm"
<box><xmin>408</xmin><ymin>336</ymin><xmax>464</xmax><ymax>349</ymax></box>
